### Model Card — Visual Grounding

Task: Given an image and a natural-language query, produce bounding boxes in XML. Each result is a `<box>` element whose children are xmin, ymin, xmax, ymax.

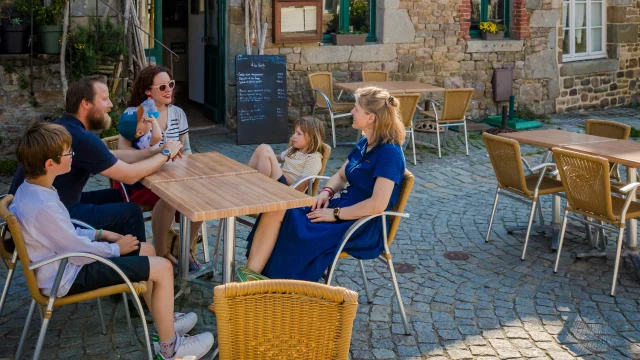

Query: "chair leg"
<box><xmin>536</xmin><ymin>201</ymin><xmax>545</xmax><ymax>226</ymax></box>
<box><xmin>485</xmin><ymin>188</ymin><xmax>500</xmax><ymax>243</ymax></box>
<box><xmin>521</xmin><ymin>199</ymin><xmax>538</xmax><ymax>261</ymax></box>
<box><xmin>32</xmin><ymin>311</ymin><xmax>51</xmax><ymax>360</ymax></box>
<box><xmin>436</xmin><ymin>123</ymin><xmax>442</xmax><ymax>158</ymax></box>
<box><xmin>213</xmin><ymin>219</ymin><xmax>224</xmax><ymax>278</ymax></box>
<box><xmin>358</xmin><ymin>260</ymin><xmax>373</xmax><ymax>304</ymax></box>
<box><xmin>411</xmin><ymin>129</ymin><xmax>417</xmax><ymax>165</ymax></box>
<box><xmin>0</xmin><ymin>252</ymin><xmax>17</xmax><ymax>316</ymax></box>
<box><xmin>554</xmin><ymin>210</ymin><xmax>570</xmax><ymax>273</ymax></box>
<box><xmin>330</xmin><ymin>112</ymin><xmax>337</xmax><ymax>148</ymax></box>
<box><xmin>611</xmin><ymin>227</ymin><xmax>626</xmax><ymax>296</ymax></box>
<box><xmin>15</xmin><ymin>299</ymin><xmax>36</xmax><ymax>360</ymax></box>
<box><xmin>96</xmin><ymin>298</ymin><xmax>107</xmax><ymax>335</ymax></box>
<box><xmin>122</xmin><ymin>293</ymin><xmax>135</xmax><ymax>345</ymax></box>
<box><xmin>463</xmin><ymin>121</ymin><xmax>469</xmax><ymax>156</ymax></box>
<box><xmin>386</xmin><ymin>255</ymin><xmax>410</xmax><ymax>335</ymax></box>
<box><xmin>201</xmin><ymin>222</ymin><xmax>209</xmax><ymax>264</ymax></box>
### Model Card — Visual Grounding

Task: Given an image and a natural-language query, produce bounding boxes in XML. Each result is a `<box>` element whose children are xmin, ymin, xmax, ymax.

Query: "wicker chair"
<box><xmin>102</xmin><ymin>135</ymin><xmax>210</xmax><ymax>262</ymax></box>
<box><xmin>483</xmin><ymin>133</ymin><xmax>565</xmax><ymax>260</ymax></box>
<box><xmin>585</xmin><ymin>119</ymin><xmax>631</xmax><ymax>181</ymax></box>
<box><xmin>395</xmin><ymin>93</ymin><xmax>421</xmax><ymax>165</ymax></box>
<box><xmin>552</xmin><ymin>148</ymin><xmax>640</xmax><ymax>296</ymax></box>
<box><xmin>308</xmin><ymin>72</ymin><xmax>354</xmax><ymax>148</ymax></box>
<box><xmin>362</xmin><ymin>70</ymin><xmax>388</xmax><ymax>82</ymax></box>
<box><xmin>0</xmin><ymin>196</ymin><xmax>153</xmax><ymax>360</ymax></box>
<box><xmin>326</xmin><ymin>169</ymin><xmax>414</xmax><ymax>335</ymax></box>
<box><xmin>214</xmin><ymin>280</ymin><xmax>358</xmax><ymax>360</ymax></box>
<box><xmin>416</xmin><ymin>88</ymin><xmax>474</xmax><ymax>158</ymax></box>
<box><xmin>212</xmin><ymin>143</ymin><xmax>333</xmax><ymax>277</ymax></box>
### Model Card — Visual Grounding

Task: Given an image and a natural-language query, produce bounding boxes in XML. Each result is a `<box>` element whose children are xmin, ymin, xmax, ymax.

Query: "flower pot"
<box><xmin>1</xmin><ymin>20</ymin><xmax>30</xmax><ymax>54</ymax></box>
<box><xmin>38</xmin><ymin>24</ymin><xmax>63</xmax><ymax>54</ymax></box>
<box><xmin>331</xmin><ymin>33</ymin><xmax>367</xmax><ymax>46</ymax></box>
<box><xmin>481</xmin><ymin>31</ymin><xmax>505</xmax><ymax>40</ymax></box>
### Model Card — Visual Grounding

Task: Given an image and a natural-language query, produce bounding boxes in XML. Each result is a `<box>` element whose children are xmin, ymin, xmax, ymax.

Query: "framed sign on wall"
<box><xmin>273</xmin><ymin>0</ymin><xmax>323</xmax><ymax>43</ymax></box>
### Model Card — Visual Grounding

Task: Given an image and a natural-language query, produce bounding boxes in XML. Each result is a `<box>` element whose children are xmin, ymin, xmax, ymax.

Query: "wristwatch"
<box><xmin>333</xmin><ymin>208</ymin><xmax>341</xmax><ymax>221</ymax></box>
<box><xmin>161</xmin><ymin>149</ymin><xmax>171</xmax><ymax>162</ymax></box>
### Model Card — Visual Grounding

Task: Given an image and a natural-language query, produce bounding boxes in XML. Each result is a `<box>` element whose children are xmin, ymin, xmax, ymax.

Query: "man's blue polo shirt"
<box><xmin>9</xmin><ymin>114</ymin><xmax>118</xmax><ymax>207</ymax></box>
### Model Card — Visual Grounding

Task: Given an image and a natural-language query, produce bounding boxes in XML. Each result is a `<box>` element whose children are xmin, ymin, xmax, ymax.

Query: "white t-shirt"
<box><xmin>123</xmin><ymin>104</ymin><xmax>189</xmax><ymax>147</ymax></box>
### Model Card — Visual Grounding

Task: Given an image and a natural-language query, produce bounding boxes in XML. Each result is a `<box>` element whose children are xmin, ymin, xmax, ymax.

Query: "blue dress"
<box><xmin>246</xmin><ymin>138</ymin><xmax>406</xmax><ymax>281</ymax></box>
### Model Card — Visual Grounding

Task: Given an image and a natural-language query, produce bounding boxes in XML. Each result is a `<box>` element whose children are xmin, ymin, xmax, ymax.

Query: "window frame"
<box><xmin>273</xmin><ymin>0</ymin><xmax>324</xmax><ymax>43</ymax></box>
<box><xmin>321</xmin><ymin>0</ymin><xmax>377</xmax><ymax>43</ymax></box>
<box><xmin>562</xmin><ymin>0</ymin><xmax>607</xmax><ymax>62</ymax></box>
<box><xmin>470</xmin><ymin>0</ymin><xmax>510</xmax><ymax>39</ymax></box>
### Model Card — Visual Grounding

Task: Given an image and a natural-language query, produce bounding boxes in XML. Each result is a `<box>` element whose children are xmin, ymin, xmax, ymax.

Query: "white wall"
<box><xmin>188</xmin><ymin>0</ymin><xmax>205</xmax><ymax>104</ymax></box>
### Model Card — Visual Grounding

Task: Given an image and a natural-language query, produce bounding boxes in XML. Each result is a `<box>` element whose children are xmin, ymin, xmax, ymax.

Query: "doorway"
<box><xmin>203</xmin><ymin>0</ymin><xmax>226</xmax><ymax>124</ymax></box>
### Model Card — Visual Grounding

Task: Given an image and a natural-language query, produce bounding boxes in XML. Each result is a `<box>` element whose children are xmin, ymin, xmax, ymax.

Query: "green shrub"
<box><xmin>0</xmin><ymin>158</ymin><xmax>18</xmax><ymax>176</ymax></box>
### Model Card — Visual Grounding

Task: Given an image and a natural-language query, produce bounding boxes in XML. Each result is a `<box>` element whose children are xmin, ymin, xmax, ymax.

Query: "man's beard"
<box><xmin>86</xmin><ymin>108</ymin><xmax>111</xmax><ymax>131</ymax></box>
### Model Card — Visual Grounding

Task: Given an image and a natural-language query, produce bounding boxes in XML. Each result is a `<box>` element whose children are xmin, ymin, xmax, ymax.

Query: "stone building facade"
<box><xmin>226</xmin><ymin>0</ymin><xmax>639</xmax><ymax>126</ymax></box>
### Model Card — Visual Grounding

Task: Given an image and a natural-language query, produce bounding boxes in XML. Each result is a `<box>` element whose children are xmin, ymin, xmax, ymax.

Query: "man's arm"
<box><xmin>101</xmin><ymin>140</ymin><xmax>183</xmax><ymax>184</ymax></box>
<box><xmin>111</xmin><ymin>135</ymin><xmax>160</xmax><ymax>163</ymax></box>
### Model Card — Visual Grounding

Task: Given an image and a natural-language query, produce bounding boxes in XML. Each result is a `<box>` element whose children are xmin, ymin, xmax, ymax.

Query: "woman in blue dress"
<box><xmin>239</xmin><ymin>86</ymin><xmax>407</xmax><ymax>282</ymax></box>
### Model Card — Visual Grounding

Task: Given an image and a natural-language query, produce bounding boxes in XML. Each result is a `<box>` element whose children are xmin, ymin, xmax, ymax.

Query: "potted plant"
<box><xmin>331</xmin><ymin>29</ymin><xmax>367</xmax><ymax>46</ymax></box>
<box><xmin>0</xmin><ymin>0</ymin><xmax>31</xmax><ymax>54</ymax></box>
<box><xmin>34</xmin><ymin>0</ymin><xmax>64</xmax><ymax>54</ymax></box>
<box><xmin>480</xmin><ymin>21</ymin><xmax>507</xmax><ymax>40</ymax></box>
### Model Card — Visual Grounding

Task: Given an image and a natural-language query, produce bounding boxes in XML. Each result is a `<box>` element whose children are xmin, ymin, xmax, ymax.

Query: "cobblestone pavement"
<box><xmin>1</xmin><ymin>107</ymin><xmax>640</xmax><ymax>359</ymax></box>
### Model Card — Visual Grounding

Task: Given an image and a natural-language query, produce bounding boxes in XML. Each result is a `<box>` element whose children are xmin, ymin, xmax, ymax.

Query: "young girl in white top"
<box><xmin>248</xmin><ymin>117</ymin><xmax>325</xmax><ymax>192</ymax></box>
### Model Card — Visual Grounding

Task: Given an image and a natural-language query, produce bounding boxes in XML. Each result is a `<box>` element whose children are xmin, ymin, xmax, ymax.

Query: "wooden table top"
<box><xmin>563</xmin><ymin>140</ymin><xmax>640</xmax><ymax>168</ymax></box>
<box><xmin>141</xmin><ymin>152</ymin><xmax>257</xmax><ymax>187</ymax></box>
<box><xmin>500</xmin><ymin>129</ymin><xmax>616</xmax><ymax>149</ymax></box>
<box><xmin>334</xmin><ymin>81</ymin><xmax>445</xmax><ymax>94</ymax></box>
<box><xmin>150</xmin><ymin>173</ymin><xmax>313</xmax><ymax>222</ymax></box>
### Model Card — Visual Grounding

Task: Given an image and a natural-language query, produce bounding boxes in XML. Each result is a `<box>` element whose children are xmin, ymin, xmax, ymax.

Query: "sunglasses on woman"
<box><xmin>150</xmin><ymin>80</ymin><xmax>175</xmax><ymax>92</ymax></box>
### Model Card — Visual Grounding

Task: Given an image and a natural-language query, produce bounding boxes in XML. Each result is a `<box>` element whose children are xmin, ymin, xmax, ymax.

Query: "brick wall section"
<box><xmin>511</xmin><ymin>0</ymin><xmax>531</xmax><ymax>40</ymax></box>
<box><xmin>458</xmin><ymin>0</ymin><xmax>471</xmax><ymax>41</ymax></box>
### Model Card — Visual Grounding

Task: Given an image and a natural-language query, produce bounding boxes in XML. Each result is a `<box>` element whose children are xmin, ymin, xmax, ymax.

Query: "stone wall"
<box><xmin>0</xmin><ymin>55</ymin><xmax>64</xmax><ymax>158</ymax></box>
<box><xmin>556</xmin><ymin>0</ymin><xmax>640</xmax><ymax>111</ymax></box>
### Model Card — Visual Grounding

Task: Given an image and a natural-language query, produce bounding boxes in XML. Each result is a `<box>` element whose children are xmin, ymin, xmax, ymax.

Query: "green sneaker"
<box><xmin>235</xmin><ymin>267</ymin><xmax>269</xmax><ymax>282</ymax></box>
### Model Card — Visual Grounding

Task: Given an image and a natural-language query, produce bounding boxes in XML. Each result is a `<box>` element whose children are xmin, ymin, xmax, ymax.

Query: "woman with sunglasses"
<box><xmin>116</xmin><ymin>65</ymin><xmax>204</xmax><ymax>272</ymax></box>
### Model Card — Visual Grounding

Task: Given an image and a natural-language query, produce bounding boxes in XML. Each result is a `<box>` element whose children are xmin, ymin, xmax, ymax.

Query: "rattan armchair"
<box><xmin>308</xmin><ymin>72</ymin><xmax>354</xmax><ymax>148</ymax></box>
<box><xmin>552</xmin><ymin>148</ymin><xmax>640</xmax><ymax>296</ymax></box>
<box><xmin>362</xmin><ymin>70</ymin><xmax>389</xmax><ymax>82</ymax></box>
<box><xmin>212</xmin><ymin>144</ymin><xmax>332</xmax><ymax>277</ymax></box>
<box><xmin>585</xmin><ymin>119</ymin><xmax>631</xmax><ymax>181</ymax></box>
<box><xmin>416</xmin><ymin>88</ymin><xmax>474</xmax><ymax>158</ymax></box>
<box><xmin>0</xmin><ymin>196</ymin><xmax>152</xmax><ymax>360</ymax></box>
<box><xmin>395</xmin><ymin>93</ymin><xmax>421</xmax><ymax>165</ymax></box>
<box><xmin>214</xmin><ymin>280</ymin><xmax>358</xmax><ymax>360</ymax></box>
<box><xmin>326</xmin><ymin>169</ymin><xmax>414</xmax><ymax>335</ymax></box>
<box><xmin>483</xmin><ymin>133</ymin><xmax>565</xmax><ymax>260</ymax></box>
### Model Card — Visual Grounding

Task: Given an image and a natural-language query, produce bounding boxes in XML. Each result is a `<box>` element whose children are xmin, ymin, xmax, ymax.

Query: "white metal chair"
<box><xmin>325</xmin><ymin>169</ymin><xmax>414</xmax><ymax>335</ymax></box>
<box><xmin>308</xmin><ymin>72</ymin><xmax>354</xmax><ymax>148</ymax></box>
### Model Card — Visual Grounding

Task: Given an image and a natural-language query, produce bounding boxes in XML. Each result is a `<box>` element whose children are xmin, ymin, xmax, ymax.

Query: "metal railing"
<box><xmin>97</xmin><ymin>0</ymin><xmax>179</xmax><ymax>75</ymax></box>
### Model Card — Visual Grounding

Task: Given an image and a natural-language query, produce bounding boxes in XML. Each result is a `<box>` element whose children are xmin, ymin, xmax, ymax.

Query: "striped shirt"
<box><xmin>279</xmin><ymin>148</ymin><xmax>323</xmax><ymax>183</ymax></box>
<box><xmin>123</xmin><ymin>104</ymin><xmax>189</xmax><ymax>146</ymax></box>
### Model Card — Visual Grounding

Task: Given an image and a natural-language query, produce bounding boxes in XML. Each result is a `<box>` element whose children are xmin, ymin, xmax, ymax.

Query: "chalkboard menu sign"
<box><xmin>236</xmin><ymin>55</ymin><xmax>289</xmax><ymax>145</ymax></box>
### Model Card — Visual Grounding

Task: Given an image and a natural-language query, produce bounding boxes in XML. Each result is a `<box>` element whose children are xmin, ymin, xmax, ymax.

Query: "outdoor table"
<box><xmin>147</xmin><ymin>168</ymin><xmax>313</xmax><ymax>296</ymax></box>
<box><xmin>563</xmin><ymin>140</ymin><xmax>640</xmax><ymax>260</ymax></box>
<box><xmin>500</xmin><ymin>129</ymin><xmax>618</xmax><ymax>249</ymax></box>
<box><xmin>334</xmin><ymin>81</ymin><xmax>445</xmax><ymax>94</ymax></box>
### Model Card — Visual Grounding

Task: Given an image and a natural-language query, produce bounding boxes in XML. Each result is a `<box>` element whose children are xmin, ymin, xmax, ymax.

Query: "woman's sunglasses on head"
<box><xmin>150</xmin><ymin>80</ymin><xmax>176</xmax><ymax>92</ymax></box>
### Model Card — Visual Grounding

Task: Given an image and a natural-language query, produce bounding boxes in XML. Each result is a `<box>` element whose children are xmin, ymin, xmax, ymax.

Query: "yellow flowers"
<box><xmin>58</xmin><ymin>31</ymin><xmax>85</xmax><ymax>49</ymax></box>
<box><xmin>479</xmin><ymin>22</ymin><xmax>498</xmax><ymax>34</ymax></box>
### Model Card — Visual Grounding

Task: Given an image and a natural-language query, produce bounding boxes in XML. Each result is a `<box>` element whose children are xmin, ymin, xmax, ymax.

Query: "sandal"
<box><xmin>189</xmin><ymin>250</ymin><xmax>204</xmax><ymax>272</ymax></box>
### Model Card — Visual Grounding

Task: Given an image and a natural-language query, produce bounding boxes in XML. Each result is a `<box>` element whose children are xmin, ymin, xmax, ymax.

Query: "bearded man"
<box><xmin>9</xmin><ymin>75</ymin><xmax>183</xmax><ymax>244</ymax></box>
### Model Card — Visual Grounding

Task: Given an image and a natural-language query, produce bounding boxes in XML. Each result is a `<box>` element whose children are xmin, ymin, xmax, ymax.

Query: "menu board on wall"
<box><xmin>236</xmin><ymin>55</ymin><xmax>289</xmax><ymax>145</ymax></box>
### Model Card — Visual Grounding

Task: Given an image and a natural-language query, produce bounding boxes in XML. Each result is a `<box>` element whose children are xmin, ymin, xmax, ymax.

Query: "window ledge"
<box><xmin>466</xmin><ymin>40</ymin><xmax>524</xmax><ymax>53</ymax></box>
<box><xmin>560</xmin><ymin>58</ymin><xmax>619</xmax><ymax>76</ymax></box>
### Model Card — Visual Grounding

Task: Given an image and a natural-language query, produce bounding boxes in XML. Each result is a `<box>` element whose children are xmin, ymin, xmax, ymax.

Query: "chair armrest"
<box><xmin>312</xmin><ymin>89</ymin><xmax>332</xmax><ymax>111</ymax></box>
<box><xmin>424</xmin><ymin>99</ymin><xmax>440</xmax><ymax>107</ymax></box>
<box><xmin>292</xmin><ymin>175</ymin><xmax>331</xmax><ymax>195</ymax></box>
<box><xmin>529</xmin><ymin>162</ymin><xmax>557</xmax><ymax>173</ymax></box>
<box><xmin>619</xmin><ymin>182</ymin><xmax>640</xmax><ymax>194</ymax></box>
<box><xmin>70</xmin><ymin>219</ymin><xmax>95</xmax><ymax>230</ymax></box>
<box><xmin>335</xmin><ymin>212</ymin><xmax>408</xmax><ymax>258</ymax></box>
<box><xmin>521</xmin><ymin>159</ymin><xmax>533</xmax><ymax>174</ymax></box>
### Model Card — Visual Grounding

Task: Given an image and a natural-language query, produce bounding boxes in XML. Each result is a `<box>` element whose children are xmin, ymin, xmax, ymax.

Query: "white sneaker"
<box><xmin>155</xmin><ymin>332</ymin><xmax>215</xmax><ymax>360</ymax></box>
<box><xmin>152</xmin><ymin>312</ymin><xmax>198</xmax><ymax>352</ymax></box>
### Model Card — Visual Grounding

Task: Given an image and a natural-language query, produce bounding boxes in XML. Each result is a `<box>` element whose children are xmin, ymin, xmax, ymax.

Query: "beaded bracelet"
<box><xmin>320</xmin><ymin>186</ymin><xmax>335</xmax><ymax>199</ymax></box>
<box><xmin>96</xmin><ymin>229</ymin><xmax>103</xmax><ymax>241</ymax></box>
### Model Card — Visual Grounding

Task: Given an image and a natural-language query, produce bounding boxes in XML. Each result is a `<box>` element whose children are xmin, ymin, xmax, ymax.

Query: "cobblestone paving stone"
<box><xmin>1</xmin><ymin>107</ymin><xmax>640</xmax><ymax>359</ymax></box>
